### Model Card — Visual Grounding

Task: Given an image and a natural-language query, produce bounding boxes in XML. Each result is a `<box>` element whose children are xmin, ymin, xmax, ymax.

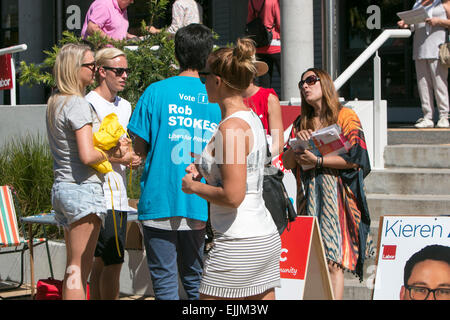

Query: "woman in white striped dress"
<box><xmin>181</xmin><ymin>38</ymin><xmax>281</xmax><ymax>300</ymax></box>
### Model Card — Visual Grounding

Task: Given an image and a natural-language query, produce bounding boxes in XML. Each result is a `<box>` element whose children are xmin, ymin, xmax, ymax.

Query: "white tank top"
<box><xmin>198</xmin><ymin>110</ymin><xmax>277</xmax><ymax>238</ymax></box>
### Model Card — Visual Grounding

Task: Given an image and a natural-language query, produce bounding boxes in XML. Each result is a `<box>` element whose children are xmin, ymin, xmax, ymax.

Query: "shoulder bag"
<box><xmin>262</xmin><ymin>140</ymin><xmax>297</xmax><ymax>235</ymax></box>
<box><xmin>245</xmin><ymin>0</ymin><xmax>274</xmax><ymax>48</ymax></box>
<box><xmin>439</xmin><ymin>29</ymin><xmax>450</xmax><ymax>67</ymax></box>
<box><xmin>439</xmin><ymin>43</ymin><xmax>450</xmax><ymax>67</ymax></box>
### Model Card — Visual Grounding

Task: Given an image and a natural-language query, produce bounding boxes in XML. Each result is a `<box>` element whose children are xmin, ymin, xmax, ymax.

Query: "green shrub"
<box><xmin>0</xmin><ymin>134</ymin><xmax>59</xmax><ymax>239</ymax></box>
<box><xmin>18</xmin><ymin>0</ymin><xmax>178</xmax><ymax>108</ymax></box>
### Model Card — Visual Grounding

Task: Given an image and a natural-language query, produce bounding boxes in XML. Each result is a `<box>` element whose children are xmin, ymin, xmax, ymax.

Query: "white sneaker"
<box><xmin>436</xmin><ymin>117</ymin><xmax>449</xmax><ymax>128</ymax></box>
<box><xmin>414</xmin><ymin>118</ymin><xmax>434</xmax><ymax>128</ymax></box>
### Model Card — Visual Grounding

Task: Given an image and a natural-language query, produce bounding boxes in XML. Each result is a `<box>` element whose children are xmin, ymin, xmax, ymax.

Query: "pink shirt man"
<box><xmin>81</xmin><ymin>0</ymin><xmax>132</xmax><ymax>40</ymax></box>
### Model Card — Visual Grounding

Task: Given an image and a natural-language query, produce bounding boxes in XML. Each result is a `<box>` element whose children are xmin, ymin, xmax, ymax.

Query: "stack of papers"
<box><xmin>289</xmin><ymin>124</ymin><xmax>351</xmax><ymax>170</ymax></box>
<box><xmin>397</xmin><ymin>7</ymin><xmax>429</xmax><ymax>25</ymax></box>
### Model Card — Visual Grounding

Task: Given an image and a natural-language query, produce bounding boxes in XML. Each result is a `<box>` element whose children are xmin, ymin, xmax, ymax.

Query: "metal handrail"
<box><xmin>334</xmin><ymin>29</ymin><xmax>411</xmax><ymax>91</ymax></box>
<box><xmin>332</xmin><ymin>29</ymin><xmax>411</xmax><ymax>170</ymax></box>
<box><xmin>0</xmin><ymin>44</ymin><xmax>27</xmax><ymax>56</ymax></box>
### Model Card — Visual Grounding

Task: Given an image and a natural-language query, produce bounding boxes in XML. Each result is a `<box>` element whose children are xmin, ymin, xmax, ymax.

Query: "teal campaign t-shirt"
<box><xmin>128</xmin><ymin>76</ymin><xmax>221</xmax><ymax>222</ymax></box>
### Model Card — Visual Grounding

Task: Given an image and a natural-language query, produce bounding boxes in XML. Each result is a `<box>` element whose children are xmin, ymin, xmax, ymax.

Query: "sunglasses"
<box><xmin>298</xmin><ymin>75</ymin><xmax>320</xmax><ymax>89</ymax></box>
<box><xmin>198</xmin><ymin>71</ymin><xmax>211</xmax><ymax>84</ymax></box>
<box><xmin>102</xmin><ymin>66</ymin><xmax>130</xmax><ymax>76</ymax></box>
<box><xmin>81</xmin><ymin>62</ymin><xmax>96</xmax><ymax>72</ymax></box>
<box><xmin>198</xmin><ymin>70</ymin><xmax>224</xmax><ymax>84</ymax></box>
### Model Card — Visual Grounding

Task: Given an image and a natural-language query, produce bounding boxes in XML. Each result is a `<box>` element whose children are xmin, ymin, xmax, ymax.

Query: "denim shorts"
<box><xmin>51</xmin><ymin>181</ymin><xmax>107</xmax><ymax>228</ymax></box>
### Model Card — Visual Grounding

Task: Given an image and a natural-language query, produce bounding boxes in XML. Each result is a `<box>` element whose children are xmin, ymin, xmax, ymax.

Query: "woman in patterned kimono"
<box><xmin>282</xmin><ymin>68</ymin><xmax>373</xmax><ymax>300</ymax></box>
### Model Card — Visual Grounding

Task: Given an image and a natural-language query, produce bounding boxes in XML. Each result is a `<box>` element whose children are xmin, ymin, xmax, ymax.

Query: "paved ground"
<box><xmin>0</xmin><ymin>282</ymin><xmax>154</xmax><ymax>300</ymax></box>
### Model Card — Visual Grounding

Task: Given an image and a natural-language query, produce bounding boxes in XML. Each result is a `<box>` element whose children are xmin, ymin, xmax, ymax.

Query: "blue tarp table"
<box><xmin>20</xmin><ymin>211</ymin><xmax>139</xmax><ymax>298</ymax></box>
<box><xmin>21</xmin><ymin>211</ymin><xmax>138</xmax><ymax>225</ymax></box>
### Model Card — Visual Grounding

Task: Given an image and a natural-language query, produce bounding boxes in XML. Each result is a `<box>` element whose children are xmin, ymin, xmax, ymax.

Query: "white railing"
<box><xmin>334</xmin><ymin>29</ymin><xmax>412</xmax><ymax>169</ymax></box>
<box><xmin>334</xmin><ymin>29</ymin><xmax>412</xmax><ymax>90</ymax></box>
<box><xmin>0</xmin><ymin>44</ymin><xmax>28</xmax><ymax>106</ymax></box>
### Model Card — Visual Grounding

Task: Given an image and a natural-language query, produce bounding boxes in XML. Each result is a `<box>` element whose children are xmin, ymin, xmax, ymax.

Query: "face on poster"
<box><xmin>373</xmin><ymin>216</ymin><xmax>450</xmax><ymax>300</ymax></box>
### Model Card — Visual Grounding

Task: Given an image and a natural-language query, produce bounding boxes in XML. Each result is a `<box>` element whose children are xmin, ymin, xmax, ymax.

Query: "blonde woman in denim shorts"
<box><xmin>46</xmin><ymin>43</ymin><xmax>126</xmax><ymax>300</ymax></box>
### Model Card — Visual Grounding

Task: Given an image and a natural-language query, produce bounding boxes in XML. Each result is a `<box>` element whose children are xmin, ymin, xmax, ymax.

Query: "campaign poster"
<box><xmin>0</xmin><ymin>54</ymin><xmax>13</xmax><ymax>91</ymax></box>
<box><xmin>373</xmin><ymin>215</ymin><xmax>450</xmax><ymax>300</ymax></box>
<box><xmin>275</xmin><ymin>217</ymin><xmax>314</xmax><ymax>300</ymax></box>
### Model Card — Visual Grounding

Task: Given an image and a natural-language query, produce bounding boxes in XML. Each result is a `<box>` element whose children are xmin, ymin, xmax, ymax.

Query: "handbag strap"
<box><xmin>264</xmin><ymin>137</ymin><xmax>272</xmax><ymax>166</ymax></box>
<box><xmin>251</xmin><ymin>0</ymin><xmax>266</xmax><ymax>17</ymax></box>
<box><xmin>256</xmin><ymin>114</ymin><xmax>272</xmax><ymax>166</ymax></box>
<box><xmin>251</xmin><ymin>0</ymin><xmax>275</xmax><ymax>31</ymax></box>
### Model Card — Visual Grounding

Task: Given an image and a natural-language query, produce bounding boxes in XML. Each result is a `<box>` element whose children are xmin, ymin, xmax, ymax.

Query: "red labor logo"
<box><xmin>382</xmin><ymin>245</ymin><xmax>397</xmax><ymax>260</ymax></box>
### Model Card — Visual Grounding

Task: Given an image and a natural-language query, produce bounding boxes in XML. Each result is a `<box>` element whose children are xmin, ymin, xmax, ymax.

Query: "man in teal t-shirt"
<box><xmin>128</xmin><ymin>24</ymin><xmax>220</xmax><ymax>300</ymax></box>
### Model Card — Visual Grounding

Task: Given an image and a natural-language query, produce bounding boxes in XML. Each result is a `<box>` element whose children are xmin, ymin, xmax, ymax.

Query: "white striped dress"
<box><xmin>197</xmin><ymin>110</ymin><xmax>281</xmax><ymax>298</ymax></box>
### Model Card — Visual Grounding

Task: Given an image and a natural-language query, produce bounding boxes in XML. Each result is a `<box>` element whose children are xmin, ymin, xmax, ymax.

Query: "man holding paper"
<box><xmin>398</xmin><ymin>0</ymin><xmax>450</xmax><ymax>128</ymax></box>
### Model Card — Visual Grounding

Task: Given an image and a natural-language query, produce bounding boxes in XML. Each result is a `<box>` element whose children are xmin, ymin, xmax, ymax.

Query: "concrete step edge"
<box><xmin>388</xmin><ymin>128</ymin><xmax>450</xmax><ymax>131</ymax></box>
<box><xmin>369</xmin><ymin>167</ymin><xmax>450</xmax><ymax>174</ymax></box>
<box><xmin>366</xmin><ymin>193</ymin><xmax>450</xmax><ymax>201</ymax></box>
<box><xmin>385</xmin><ymin>144</ymin><xmax>450</xmax><ymax>148</ymax></box>
<box><xmin>384</xmin><ymin>165</ymin><xmax>450</xmax><ymax>169</ymax></box>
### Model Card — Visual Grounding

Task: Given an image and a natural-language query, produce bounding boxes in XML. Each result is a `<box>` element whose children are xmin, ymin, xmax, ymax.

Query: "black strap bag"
<box><xmin>245</xmin><ymin>0</ymin><xmax>274</xmax><ymax>48</ymax></box>
<box><xmin>262</xmin><ymin>142</ymin><xmax>297</xmax><ymax>235</ymax></box>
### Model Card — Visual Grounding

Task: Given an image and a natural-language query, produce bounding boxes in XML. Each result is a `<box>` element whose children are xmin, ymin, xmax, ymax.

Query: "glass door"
<box><xmin>339</xmin><ymin>0</ymin><xmax>421</xmax><ymax>113</ymax></box>
<box><xmin>0</xmin><ymin>0</ymin><xmax>18</xmax><ymax>48</ymax></box>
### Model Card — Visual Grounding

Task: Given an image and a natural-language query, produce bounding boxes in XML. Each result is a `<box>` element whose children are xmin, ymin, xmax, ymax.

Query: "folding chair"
<box><xmin>0</xmin><ymin>185</ymin><xmax>53</xmax><ymax>292</ymax></box>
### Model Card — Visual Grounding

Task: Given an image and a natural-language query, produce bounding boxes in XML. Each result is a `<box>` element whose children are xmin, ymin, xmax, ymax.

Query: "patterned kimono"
<box><xmin>291</xmin><ymin>107</ymin><xmax>373</xmax><ymax>280</ymax></box>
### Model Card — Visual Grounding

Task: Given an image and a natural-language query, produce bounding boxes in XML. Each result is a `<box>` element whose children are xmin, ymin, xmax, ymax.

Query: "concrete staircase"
<box><xmin>343</xmin><ymin>128</ymin><xmax>450</xmax><ymax>300</ymax></box>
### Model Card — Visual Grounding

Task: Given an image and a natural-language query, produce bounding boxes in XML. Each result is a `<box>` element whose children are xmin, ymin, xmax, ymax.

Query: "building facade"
<box><xmin>0</xmin><ymin>0</ymin><xmax>427</xmax><ymax>122</ymax></box>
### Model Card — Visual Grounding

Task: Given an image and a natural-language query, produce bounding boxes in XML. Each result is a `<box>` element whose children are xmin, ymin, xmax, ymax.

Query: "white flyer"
<box><xmin>397</xmin><ymin>7</ymin><xmax>429</xmax><ymax>25</ymax></box>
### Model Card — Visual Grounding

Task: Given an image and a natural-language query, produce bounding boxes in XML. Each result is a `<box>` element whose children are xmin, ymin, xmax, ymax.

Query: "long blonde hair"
<box><xmin>298</xmin><ymin>68</ymin><xmax>342</xmax><ymax>131</ymax></box>
<box><xmin>47</xmin><ymin>43</ymin><xmax>92</xmax><ymax>127</ymax></box>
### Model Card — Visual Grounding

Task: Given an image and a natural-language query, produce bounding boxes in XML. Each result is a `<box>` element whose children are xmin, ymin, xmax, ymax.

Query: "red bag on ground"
<box><xmin>35</xmin><ymin>278</ymin><xmax>90</xmax><ymax>300</ymax></box>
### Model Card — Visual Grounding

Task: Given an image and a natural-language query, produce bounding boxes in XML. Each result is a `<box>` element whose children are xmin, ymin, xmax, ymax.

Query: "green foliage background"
<box><xmin>19</xmin><ymin>29</ymin><xmax>178</xmax><ymax>109</ymax></box>
<box><xmin>19</xmin><ymin>0</ymin><xmax>178</xmax><ymax>108</ymax></box>
<box><xmin>0</xmin><ymin>135</ymin><xmax>58</xmax><ymax>239</ymax></box>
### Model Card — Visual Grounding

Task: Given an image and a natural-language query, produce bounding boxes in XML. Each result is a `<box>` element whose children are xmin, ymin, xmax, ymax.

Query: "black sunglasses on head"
<box><xmin>102</xmin><ymin>66</ymin><xmax>130</xmax><ymax>76</ymax></box>
<box><xmin>298</xmin><ymin>75</ymin><xmax>320</xmax><ymax>89</ymax></box>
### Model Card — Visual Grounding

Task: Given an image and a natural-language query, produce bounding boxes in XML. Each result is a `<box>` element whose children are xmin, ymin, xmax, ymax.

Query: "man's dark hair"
<box><xmin>403</xmin><ymin>244</ymin><xmax>450</xmax><ymax>285</ymax></box>
<box><xmin>175</xmin><ymin>24</ymin><xmax>214</xmax><ymax>72</ymax></box>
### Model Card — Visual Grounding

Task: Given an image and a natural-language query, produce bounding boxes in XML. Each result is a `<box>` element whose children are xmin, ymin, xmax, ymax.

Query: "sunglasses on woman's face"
<box><xmin>102</xmin><ymin>66</ymin><xmax>130</xmax><ymax>77</ymax></box>
<box><xmin>198</xmin><ymin>70</ymin><xmax>223</xmax><ymax>84</ymax></box>
<box><xmin>81</xmin><ymin>62</ymin><xmax>96</xmax><ymax>72</ymax></box>
<box><xmin>298</xmin><ymin>75</ymin><xmax>320</xmax><ymax>89</ymax></box>
<box><xmin>198</xmin><ymin>71</ymin><xmax>211</xmax><ymax>84</ymax></box>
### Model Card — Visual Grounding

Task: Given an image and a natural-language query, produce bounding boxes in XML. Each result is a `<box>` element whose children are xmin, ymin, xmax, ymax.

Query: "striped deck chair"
<box><xmin>0</xmin><ymin>185</ymin><xmax>52</xmax><ymax>291</ymax></box>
